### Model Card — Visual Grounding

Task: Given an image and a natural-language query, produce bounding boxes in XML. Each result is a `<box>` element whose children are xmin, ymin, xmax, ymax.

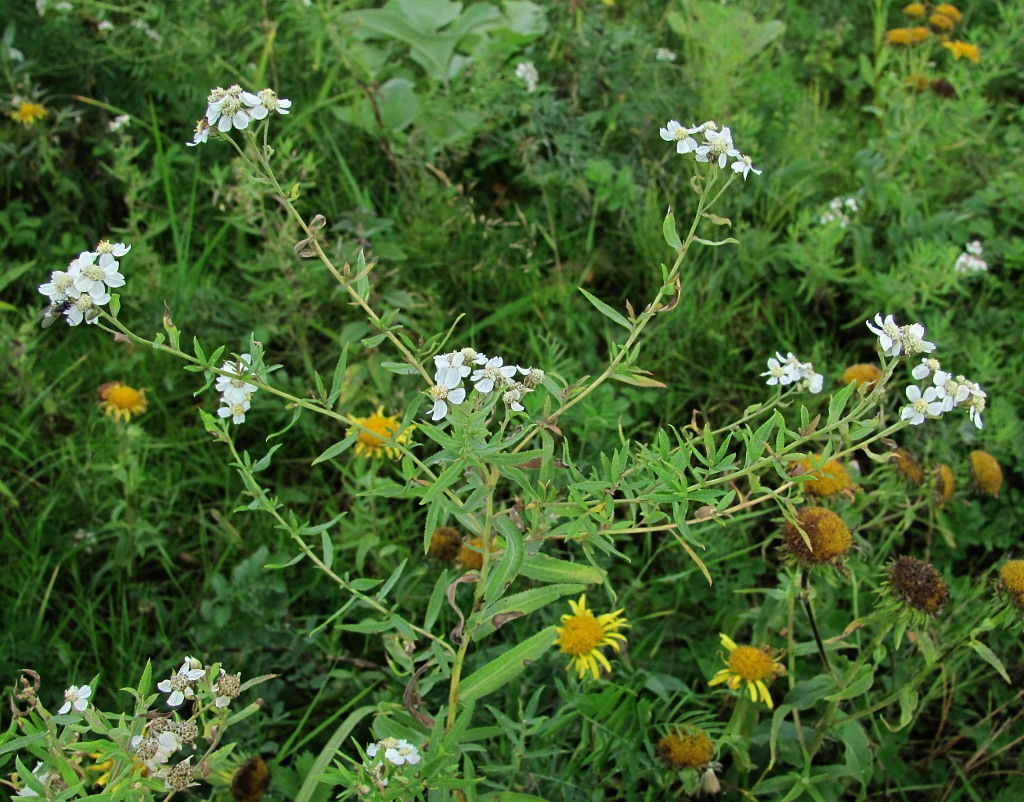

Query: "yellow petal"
<box><xmin>709</xmin><ymin>669</ymin><xmax>732</xmax><ymax>687</ymax></box>
<box><xmin>756</xmin><ymin>680</ymin><xmax>774</xmax><ymax>709</ymax></box>
<box><xmin>719</xmin><ymin>633</ymin><xmax>739</xmax><ymax>652</ymax></box>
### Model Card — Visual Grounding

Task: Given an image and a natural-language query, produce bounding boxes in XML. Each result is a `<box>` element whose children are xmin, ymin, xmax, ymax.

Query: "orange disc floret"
<box><xmin>841</xmin><ymin>363</ymin><xmax>882</xmax><ymax>390</ymax></box>
<box><xmin>793</xmin><ymin>456</ymin><xmax>854</xmax><ymax>497</ymax></box>
<box><xmin>781</xmin><ymin>507</ymin><xmax>852</xmax><ymax>566</ymax></box>
<box><xmin>999</xmin><ymin>561</ymin><xmax>1024</xmax><ymax>611</ymax></box>
<box><xmin>657</xmin><ymin>727</ymin><xmax>714</xmax><ymax>771</ymax></box>
<box><xmin>888</xmin><ymin>556</ymin><xmax>949</xmax><ymax>615</ymax></box>
<box><xmin>934</xmin><ymin>464</ymin><xmax>955</xmax><ymax>506</ymax></box>
<box><xmin>458</xmin><ymin>536</ymin><xmax>485</xmax><ymax>570</ymax></box>
<box><xmin>970</xmin><ymin>450</ymin><xmax>1003</xmax><ymax>498</ymax></box>
<box><xmin>892</xmin><ymin>448</ymin><xmax>924</xmax><ymax>485</ymax></box>
<box><xmin>428</xmin><ymin>526</ymin><xmax>462</xmax><ymax>562</ymax></box>
<box><xmin>929</xmin><ymin>12</ymin><xmax>956</xmax><ymax>32</ymax></box>
<box><xmin>934</xmin><ymin>4</ymin><xmax>962</xmax><ymax>22</ymax></box>
<box><xmin>902</xmin><ymin>2</ymin><xmax>926</xmax><ymax>18</ymax></box>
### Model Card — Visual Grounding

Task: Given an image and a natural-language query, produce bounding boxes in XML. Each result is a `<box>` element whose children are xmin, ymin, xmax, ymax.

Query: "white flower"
<box><xmin>912</xmin><ymin>357</ymin><xmax>941</xmax><ymax>380</ymax></box>
<box><xmin>660</xmin><ymin>119</ymin><xmax>700</xmax><ymax>155</ymax></box>
<box><xmin>954</xmin><ymin>251</ymin><xmax>988</xmax><ymax>274</ymax></box>
<box><xmin>58</xmin><ymin>684</ymin><xmax>91</xmax><ymax>714</ymax></box>
<box><xmin>187</xmin><ymin>118</ymin><xmax>211</xmax><ymax>147</ymax></box>
<box><xmin>108</xmin><ymin>113</ymin><xmax>130</xmax><ymax>132</ymax></box>
<box><xmin>965</xmin><ymin>240</ymin><xmax>983</xmax><ymax>256</ymax></box>
<box><xmin>515</xmin><ymin>61</ymin><xmax>539</xmax><ymax>93</ymax></box>
<box><xmin>15</xmin><ymin>763</ymin><xmax>48</xmax><ymax>797</ymax></box>
<box><xmin>8</xmin><ymin>47</ymin><xmax>25</xmax><ymax>62</ymax></box>
<box><xmin>931</xmin><ymin>370</ymin><xmax>970</xmax><ymax>412</ymax></box>
<box><xmin>132</xmin><ymin>730</ymin><xmax>181</xmax><ymax>771</ymax></box>
<box><xmin>216</xmin><ymin>355</ymin><xmax>258</xmax><ymax>403</ymax></box>
<box><xmin>731</xmin><ymin>153</ymin><xmax>761</xmax><ymax>179</ymax></box>
<box><xmin>428</xmin><ymin>366</ymin><xmax>466</xmax><ymax>421</ymax></box>
<box><xmin>518</xmin><ymin>365</ymin><xmax>545</xmax><ymax>388</ymax></box>
<box><xmin>157</xmin><ymin>657</ymin><xmax>206</xmax><ymax>707</ymax></box>
<box><xmin>65</xmin><ymin>291</ymin><xmax>108</xmax><ymax>326</ymax></box>
<box><xmin>695</xmin><ymin>126</ymin><xmax>740</xmax><ymax>168</ymax></box>
<box><xmin>866</xmin><ymin>313</ymin><xmax>903</xmax><ymax>356</ymax></box>
<box><xmin>962</xmin><ymin>380</ymin><xmax>986</xmax><ymax>429</ymax></box>
<box><xmin>93</xmin><ymin>240</ymin><xmax>131</xmax><ymax>265</ymax></box>
<box><xmin>368</xmin><ymin>737</ymin><xmax>422</xmax><ymax>767</ymax></box>
<box><xmin>761</xmin><ymin>355</ymin><xmax>796</xmax><ymax>386</ymax></box>
<box><xmin>218</xmin><ymin>397</ymin><xmax>251</xmax><ymax>425</ymax></box>
<box><xmin>39</xmin><ymin>269</ymin><xmax>76</xmax><ymax>303</ymax></box>
<box><xmin>799</xmin><ymin>371</ymin><xmax>824</xmax><ymax>394</ymax></box>
<box><xmin>471</xmin><ymin>356</ymin><xmax>517</xmax><ymax>393</ymax></box>
<box><xmin>434</xmin><ymin>350</ymin><xmax>474</xmax><ymax>378</ymax></box>
<box><xmin>503</xmin><ymin>383</ymin><xmax>533</xmax><ymax>412</ymax></box>
<box><xmin>206</xmin><ymin>85</ymin><xmax>251</xmax><ymax>132</ymax></box>
<box><xmin>900</xmin><ymin>385</ymin><xmax>944</xmax><ymax>425</ymax></box>
<box><xmin>97</xmin><ymin>20</ymin><xmax>114</xmax><ymax>33</ymax></box>
<box><xmin>71</xmin><ymin>250</ymin><xmax>125</xmax><ymax>299</ymax></box>
<box><xmin>654</xmin><ymin>47</ymin><xmax>677</xmax><ymax>62</ymax></box>
<box><xmin>898</xmin><ymin>323</ymin><xmax>935</xmax><ymax>357</ymax></box>
<box><xmin>240</xmin><ymin>88</ymin><xmax>292</xmax><ymax>120</ymax></box>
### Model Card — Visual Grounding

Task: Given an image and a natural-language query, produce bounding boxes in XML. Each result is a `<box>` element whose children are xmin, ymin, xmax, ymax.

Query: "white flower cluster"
<box><xmin>363</xmin><ymin>737</ymin><xmax>422</xmax><ymax>789</ymax></box>
<box><xmin>954</xmin><ymin>240</ymin><xmax>988</xmax><ymax>274</ymax></box>
<box><xmin>819</xmin><ymin>196</ymin><xmax>859</xmax><ymax>227</ymax></box>
<box><xmin>215</xmin><ymin>354</ymin><xmax>259</xmax><ymax>425</ymax></box>
<box><xmin>761</xmin><ymin>351</ymin><xmax>824</xmax><ymax>393</ymax></box>
<box><xmin>866</xmin><ymin>313</ymin><xmax>936</xmax><ymax>359</ymax></box>
<box><xmin>655</xmin><ymin>47</ymin><xmax>677</xmax><ymax>62</ymax></box>
<box><xmin>659</xmin><ymin>119</ymin><xmax>762</xmax><ymax>179</ymax></box>
<box><xmin>157</xmin><ymin>656</ymin><xmax>206</xmax><ymax>707</ymax></box>
<box><xmin>187</xmin><ymin>84</ymin><xmax>291</xmax><ymax>146</ymax></box>
<box><xmin>904</xmin><ymin>357</ymin><xmax>987</xmax><ymax>428</ymax></box>
<box><xmin>38</xmin><ymin>240</ymin><xmax>130</xmax><ymax>326</ymax></box>
<box><xmin>428</xmin><ymin>347</ymin><xmax>545</xmax><ymax>421</ymax></box>
<box><xmin>515</xmin><ymin>61</ymin><xmax>539</xmax><ymax>93</ymax></box>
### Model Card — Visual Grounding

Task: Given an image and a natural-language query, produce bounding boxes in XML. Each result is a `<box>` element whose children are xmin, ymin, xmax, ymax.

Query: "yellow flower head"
<box><xmin>709</xmin><ymin>633</ymin><xmax>784</xmax><ymax>709</ymax></box>
<box><xmin>892</xmin><ymin>448</ymin><xmax>924</xmax><ymax>485</ymax></box>
<box><xmin>934</xmin><ymin>4</ymin><xmax>962</xmax><ymax>22</ymax></box>
<box><xmin>657</xmin><ymin>726</ymin><xmax>714</xmax><ymax>771</ymax></box>
<box><xmin>428</xmin><ymin>526</ymin><xmax>463</xmax><ymax>563</ymax></box>
<box><xmin>970</xmin><ymin>450</ymin><xmax>1003</xmax><ymax>498</ymax></box>
<box><xmin>781</xmin><ymin>507</ymin><xmax>852</xmax><ymax>567</ymax></box>
<box><xmin>902</xmin><ymin>3</ymin><xmax>926</xmax><ymax>18</ymax></box>
<box><xmin>346</xmin><ymin>407</ymin><xmax>413</xmax><ymax>459</ymax></box>
<box><xmin>934</xmin><ymin>463</ymin><xmax>955</xmax><ymax>506</ymax></box>
<box><xmin>999</xmin><ymin>561</ymin><xmax>1024</xmax><ymax>612</ymax></box>
<box><xmin>944</xmin><ymin>40</ymin><xmax>981</xmax><ymax>62</ymax></box>
<box><xmin>886</xmin><ymin>27</ymin><xmax>930</xmax><ymax>46</ymax></box>
<box><xmin>792</xmin><ymin>455</ymin><xmax>854</xmax><ymax>497</ymax></box>
<box><xmin>929</xmin><ymin>12</ymin><xmax>956</xmax><ymax>32</ymax></box>
<box><xmin>98</xmin><ymin>382</ymin><xmax>148</xmax><ymax>422</ymax></box>
<box><xmin>8</xmin><ymin>101</ymin><xmax>48</xmax><ymax>126</ymax></box>
<box><xmin>553</xmin><ymin>594</ymin><xmax>629</xmax><ymax>680</ymax></box>
<box><xmin>908</xmin><ymin>26</ymin><xmax>933</xmax><ymax>43</ymax></box>
<box><xmin>458</xmin><ymin>536</ymin><xmax>485</xmax><ymax>570</ymax></box>
<box><xmin>840</xmin><ymin>363</ymin><xmax>882</xmax><ymax>390</ymax></box>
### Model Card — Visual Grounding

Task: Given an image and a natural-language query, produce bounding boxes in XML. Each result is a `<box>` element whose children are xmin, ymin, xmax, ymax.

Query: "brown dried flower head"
<box><xmin>781</xmin><ymin>507</ymin><xmax>852</xmax><ymax>566</ymax></box>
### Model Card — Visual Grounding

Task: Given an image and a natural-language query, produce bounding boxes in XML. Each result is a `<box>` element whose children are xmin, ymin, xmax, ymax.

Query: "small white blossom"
<box><xmin>898</xmin><ymin>323</ymin><xmax>936</xmax><ymax>357</ymax></box>
<box><xmin>931</xmin><ymin>370</ymin><xmax>970</xmax><ymax>412</ymax></box>
<box><xmin>866</xmin><ymin>313</ymin><xmax>903</xmax><ymax>356</ymax></box>
<box><xmin>216</xmin><ymin>355</ymin><xmax>258</xmax><ymax>403</ymax></box>
<box><xmin>186</xmin><ymin>118</ymin><xmax>211</xmax><ymax>146</ymax></box>
<box><xmin>434</xmin><ymin>350</ymin><xmax>474</xmax><ymax>378</ymax></box>
<box><xmin>471</xmin><ymin>356</ymin><xmax>517</xmax><ymax>393</ymax></box>
<box><xmin>58</xmin><ymin>684</ymin><xmax>91</xmax><ymax>714</ymax></box>
<box><xmin>218</xmin><ymin>397</ymin><xmax>251</xmax><ymax>425</ymax></box>
<box><xmin>819</xmin><ymin>196</ymin><xmax>859</xmax><ymax>227</ymax></box>
<box><xmin>965</xmin><ymin>240</ymin><xmax>983</xmax><ymax>256</ymax></box>
<box><xmin>108</xmin><ymin>113</ymin><xmax>130</xmax><ymax>132</ymax></box>
<box><xmin>240</xmin><ymin>88</ymin><xmax>292</xmax><ymax>120</ymax></box>
<box><xmin>731</xmin><ymin>153</ymin><xmax>762</xmax><ymax>179</ymax></box>
<box><xmin>901</xmin><ymin>385</ymin><xmax>944</xmax><ymax>425</ymax></box>
<box><xmin>761</xmin><ymin>355</ymin><xmax>797</xmax><ymax>386</ymax></box>
<box><xmin>157</xmin><ymin>657</ymin><xmax>206</xmax><ymax>707</ymax></box>
<box><xmin>695</xmin><ymin>126</ymin><xmax>740</xmax><ymax>168</ymax></box>
<box><xmin>654</xmin><ymin>47</ymin><xmax>677</xmax><ymax>62</ymax></box>
<box><xmin>65</xmin><ymin>291</ymin><xmax>107</xmax><ymax>326</ymax></box>
<box><xmin>39</xmin><ymin>269</ymin><xmax>76</xmax><ymax>303</ymax></box>
<box><xmin>71</xmin><ymin>251</ymin><xmax>125</xmax><ymax>299</ymax></box>
<box><xmin>954</xmin><ymin>241</ymin><xmax>988</xmax><ymax>274</ymax></box>
<box><xmin>659</xmin><ymin>119</ymin><xmax>700</xmax><ymax>155</ymax></box>
<box><xmin>8</xmin><ymin>47</ymin><xmax>25</xmax><ymax>62</ymax></box>
<box><xmin>428</xmin><ymin>366</ymin><xmax>466</xmax><ymax>421</ymax></box>
<box><xmin>912</xmin><ymin>357</ymin><xmax>941</xmax><ymax>380</ymax></box>
<box><xmin>515</xmin><ymin>61</ymin><xmax>539</xmax><ymax>93</ymax></box>
<box><xmin>367</xmin><ymin>737</ymin><xmax>422</xmax><ymax>767</ymax></box>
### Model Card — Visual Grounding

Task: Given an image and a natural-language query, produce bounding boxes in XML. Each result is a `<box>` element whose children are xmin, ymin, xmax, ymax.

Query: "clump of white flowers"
<box><xmin>515</xmin><ymin>61</ymin><xmax>539</xmax><ymax>93</ymax></box>
<box><xmin>187</xmin><ymin>84</ymin><xmax>291</xmax><ymax>146</ymax></box>
<box><xmin>868</xmin><ymin>314</ymin><xmax>987</xmax><ymax>429</ymax></box>
<box><xmin>819</xmin><ymin>196</ymin><xmax>859</xmax><ymax>227</ymax></box>
<box><xmin>954</xmin><ymin>240</ymin><xmax>988</xmax><ymax>274</ymax></box>
<box><xmin>427</xmin><ymin>348</ymin><xmax>545</xmax><ymax>421</ymax></box>
<box><xmin>359</xmin><ymin>737</ymin><xmax>422</xmax><ymax>791</ymax></box>
<box><xmin>761</xmin><ymin>351</ymin><xmax>824</xmax><ymax>394</ymax></box>
<box><xmin>659</xmin><ymin>118</ymin><xmax>761</xmax><ymax>179</ymax></box>
<box><xmin>655</xmin><ymin>47</ymin><xmax>677</xmax><ymax>62</ymax></box>
<box><xmin>38</xmin><ymin>239</ymin><xmax>130</xmax><ymax>327</ymax></box>
<box><xmin>215</xmin><ymin>354</ymin><xmax>260</xmax><ymax>425</ymax></box>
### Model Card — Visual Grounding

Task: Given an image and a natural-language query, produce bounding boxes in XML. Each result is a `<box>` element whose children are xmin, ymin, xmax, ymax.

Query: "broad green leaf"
<box><xmin>458</xmin><ymin>626</ymin><xmax>557</xmax><ymax>706</ymax></box>
<box><xmin>663</xmin><ymin>207</ymin><xmax>683</xmax><ymax>252</ymax></box>
<box><xmin>520</xmin><ymin>553</ymin><xmax>606</xmax><ymax>585</ymax></box>
<box><xmin>970</xmin><ymin>639</ymin><xmax>1011</xmax><ymax>683</ymax></box>
<box><xmin>578</xmin><ymin>287</ymin><xmax>632</xmax><ymax>331</ymax></box>
<box><xmin>825</xmin><ymin>663</ymin><xmax>874</xmax><ymax>701</ymax></box>
<box><xmin>474</xmin><ymin>583</ymin><xmax>586</xmax><ymax>641</ymax></box>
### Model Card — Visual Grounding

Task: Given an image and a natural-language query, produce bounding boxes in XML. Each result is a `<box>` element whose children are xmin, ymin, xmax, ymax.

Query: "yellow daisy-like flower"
<box><xmin>944</xmin><ymin>40</ymin><xmax>981</xmax><ymax>63</ymax></box>
<box><xmin>708</xmin><ymin>633</ymin><xmax>784</xmax><ymax>709</ymax></box>
<box><xmin>8</xmin><ymin>101</ymin><xmax>48</xmax><ymax>126</ymax></box>
<box><xmin>98</xmin><ymin>382</ymin><xmax>148</xmax><ymax>422</ymax></box>
<box><xmin>346</xmin><ymin>406</ymin><xmax>413</xmax><ymax>459</ymax></box>
<box><xmin>553</xmin><ymin>594</ymin><xmax>629</xmax><ymax>680</ymax></box>
<box><xmin>902</xmin><ymin>3</ymin><xmax>926</xmax><ymax>19</ymax></box>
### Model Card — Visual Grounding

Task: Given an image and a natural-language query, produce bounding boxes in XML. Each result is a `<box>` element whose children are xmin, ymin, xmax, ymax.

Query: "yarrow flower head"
<box><xmin>427</xmin><ymin>365</ymin><xmax>467</xmax><ymax>421</ymax></box>
<box><xmin>188</xmin><ymin>84</ymin><xmax>291</xmax><ymax>144</ymax></box>
<box><xmin>212</xmin><ymin>669</ymin><xmax>242</xmax><ymax>708</ymax></box>
<box><xmin>426</xmin><ymin>348</ymin><xmax>542</xmax><ymax>420</ymax></box>
<box><xmin>955</xmin><ymin>241</ymin><xmax>988</xmax><ymax>274</ymax></box>
<box><xmin>347</xmin><ymin>407</ymin><xmax>413</xmax><ymax>459</ymax></box>
<box><xmin>901</xmin><ymin>384</ymin><xmax>944</xmax><ymax>425</ymax></box>
<box><xmin>660</xmin><ymin>117</ymin><xmax>760</xmax><ymax>177</ymax></box>
<box><xmin>761</xmin><ymin>352</ymin><xmax>822</xmax><ymax>393</ymax></box>
<box><xmin>366</xmin><ymin>737</ymin><xmax>422</xmax><ymax>767</ymax></box>
<box><xmin>38</xmin><ymin>239</ymin><xmax>131</xmax><ymax>326</ymax></box>
<box><xmin>157</xmin><ymin>656</ymin><xmax>206</xmax><ymax>707</ymax></box>
<box><xmin>515</xmin><ymin>61</ymin><xmax>539</xmax><ymax>93</ymax></box>
<box><xmin>553</xmin><ymin>594</ymin><xmax>629</xmax><ymax>680</ymax></box>
<box><xmin>819</xmin><ymin>196</ymin><xmax>859</xmax><ymax>227</ymax></box>
<box><xmin>58</xmin><ymin>683</ymin><xmax>92</xmax><ymax>714</ymax></box>
<box><xmin>708</xmin><ymin>633</ymin><xmax>785</xmax><ymax>709</ymax></box>
<box><xmin>654</xmin><ymin>47</ymin><xmax>677</xmax><ymax>62</ymax></box>
<box><xmin>216</xmin><ymin>353</ymin><xmax>260</xmax><ymax>424</ymax></box>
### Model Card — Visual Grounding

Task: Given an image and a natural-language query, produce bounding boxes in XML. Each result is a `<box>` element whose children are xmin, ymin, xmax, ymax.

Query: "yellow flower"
<box><xmin>840</xmin><ymin>363</ymin><xmax>882</xmax><ymax>390</ymax></box>
<box><xmin>934</xmin><ymin>463</ymin><xmax>955</xmax><ymax>506</ymax></box>
<box><xmin>708</xmin><ymin>633</ymin><xmax>784</xmax><ymax>709</ymax></box>
<box><xmin>231</xmin><ymin>757</ymin><xmax>270</xmax><ymax>802</ymax></box>
<box><xmin>929</xmin><ymin>12</ymin><xmax>956</xmax><ymax>32</ymax></box>
<box><xmin>346</xmin><ymin>406</ymin><xmax>413</xmax><ymax>459</ymax></box>
<box><xmin>892</xmin><ymin>448</ymin><xmax>924</xmax><ymax>485</ymax></box>
<box><xmin>934</xmin><ymin>4</ymin><xmax>962</xmax><ymax>22</ymax></box>
<box><xmin>553</xmin><ymin>594</ymin><xmax>629</xmax><ymax>680</ymax></box>
<box><xmin>886</xmin><ymin>27</ymin><xmax>930</xmax><ymax>46</ymax></box>
<box><xmin>98</xmin><ymin>382</ymin><xmax>148</xmax><ymax>422</ymax></box>
<box><xmin>781</xmin><ymin>507</ymin><xmax>852</xmax><ymax>566</ymax></box>
<box><xmin>902</xmin><ymin>3</ymin><xmax>926</xmax><ymax>18</ymax></box>
<box><xmin>970</xmin><ymin>450</ymin><xmax>1003</xmax><ymax>497</ymax></box>
<box><xmin>458</xmin><ymin>536</ymin><xmax>485</xmax><ymax>570</ymax></box>
<box><xmin>657</xmin><ymin>726</ymin><xmax>714</xmax><ymax>771</ymax></box>
<box><xmin>944</xmin><ymin>40</ymin><xmax>981</xmax><ymax>63</ymax></box>
<box><xmin>8</xmin><ymin>101</ymin><xmax>48</xmax><ymax>126</ymax></box>
<box><xmin>792</xmin><ymin>455</ymin><xmax>854</xmax><ymax>497</ymax></box>
<box><xmin>908</xmin><ymin>26</ymin><xmax>933</xmax><ymax>43</ymax></box>
<box><xmin>999</xmin><ymin>561</ymin><xmax>1024</xmax><ymax>612</ymax></box>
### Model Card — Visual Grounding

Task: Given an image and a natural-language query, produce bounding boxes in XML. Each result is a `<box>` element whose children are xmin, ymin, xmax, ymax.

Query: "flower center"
<box><xmin>106</xmin><ymin>385</ymin><xmax>144</xmax><ymax>410</ymax></box>
<box><xmin>357</xmin><ymin>416</ymin><xmax>393</xmax><ymax>447</ymax></box>
<box><xmin>55</xmin><ymin>273</ymin><xmax>74</xmax><ymax>291</ymax></box>
<box><xmin>83</xmin><ymin>264</ymin><xmax>105</xmax><ymax>281</ymax></box>
<box><xmin>429</xmin><ymin>385</ymin><xmax>449</xmax><ymax>401</ymax></box>
<box><xmin>558</xmin><ymin>613</ymin><xmax>604</xmax><ymax>656</ymax></box>
<box><xmin>728</xmin><ymin>646</ymin><xmax>775</xmax><ymax>681</ymax></box>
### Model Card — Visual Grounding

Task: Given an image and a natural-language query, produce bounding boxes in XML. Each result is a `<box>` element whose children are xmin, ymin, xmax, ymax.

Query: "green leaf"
<box><xmin>376</xmin><ymin>558</ymin><xmax>407</xmax><ymax>602</ymax></box>
<box><xmin>458</xmin><ymin>626</ymin><xmax>557</xmax><ymax>706</ymax></box>
<box><xmin>578</xmin><ymin>287</ymin><xmax>632</xmax><ymax>331</ymax></box>
<box><xmin>693</xmin><ymin>236</ymin><xmax>740</xmax><ymax>247</ymax></box>
<box><xmin>881</xmin><ymin>685</ymin><xmax>918</xmax><ymax>732</ymax></box>
<box><xmin>970</xmin><ymin>639</ymin><xmax>1011</xmax><ymax>683</ymax></box>
<box><xmin>484</xmin><ymin>518</ymin><xmax>524</xmax><ymax>605</ymax></box>
<box><xmin>520</xmin><ymin>553</ymin><xmax>606</xmax><ymax>585</ymax></box>
<box><xmin>312</xmin><ymin>432</ymin><xmax>360</xmax><ymax>465</ymax></box>
<box><xmin>662</xmin><ymin>207</ymin><xmax>683</xmax><ymax>252</ymax></box>
<box><xmin>321</xmin><ymin>531</ymin><xmax>334</xmax><ymax>570</ymax></box>
<box><xmin>475</xmin><ymin>584</ymin><xmax>586</xmax><ymax>641</ymax></box>
<box><xmin>327</xmin><ymin>344</ymin><xmax>349</xmax><ymax>407</ymax></box>
<box><xmin>826</xmin><ymin>379</ymin><xmax>858</xmax><ymax>426</ymax></box>
<box><xmin>825</xmin><ymin>663</ymin><xmax>874</xmax><ymax>701</ymax></box>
